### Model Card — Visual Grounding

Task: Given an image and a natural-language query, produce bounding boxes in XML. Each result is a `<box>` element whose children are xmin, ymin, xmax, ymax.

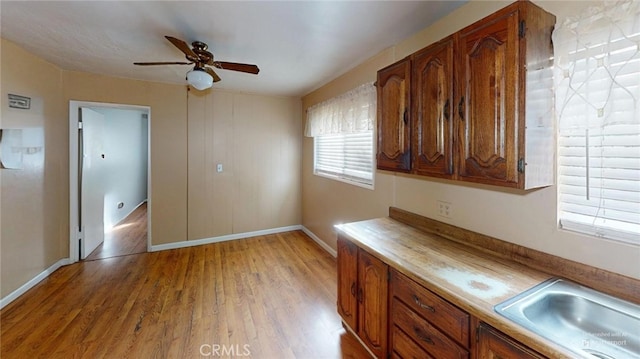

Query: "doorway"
<box><xmin>69</xmin><ymin>101</ymin><xmax>151</xmax><ymax>263</ymax></box>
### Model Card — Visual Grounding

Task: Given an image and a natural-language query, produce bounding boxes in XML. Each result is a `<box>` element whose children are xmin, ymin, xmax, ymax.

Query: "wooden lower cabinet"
<box><xmin>338</xmin><ymin>238</ymin><xmax>547</xmax><ymax>359</ymax></box>
<box><xmin>337</xmin><ymin>236</ymin><xmax>388</xmax><ymax>358</ymax></box>
<box><xmin>477</xmin><ymin>323</ymin><xmax>546</xmax><ymax>359</ymax></box>
<box><xmin>337</xmin><ymin>236</ymin><xmax>359</xmax><ymax>330</ymax></box>
<box><xmin>389</xmin><ymin>269</ymin><xmax>469</xmax><ymax>359</ymax></box>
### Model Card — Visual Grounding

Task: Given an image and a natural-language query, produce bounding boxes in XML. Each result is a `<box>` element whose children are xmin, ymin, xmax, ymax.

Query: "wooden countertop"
<box><xmin>336</xmin><ymin>216</ymin><xmax>578</xmax><ymax>359</ymax></box>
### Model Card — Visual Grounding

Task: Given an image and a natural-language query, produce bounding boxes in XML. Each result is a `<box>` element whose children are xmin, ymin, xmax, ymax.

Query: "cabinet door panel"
<box><xmin>457</xmin><ymin>12</ymin><xmax>520</xmax><ymax>186</ymax></box>
<box><xmin>412</xmin><ymin>37</ymin><xmax>454</xmax><ymax>178</ymax></box>
<box><xmin>377</xmin><ymin>59</ymin><xmax>411</xmax><ymax>171</ymax></box>
<box><xmin>337</xmin><ymin>237</ymin><xmax>358</xmax><ymax>331</ymax></box>
<box><xmin>358</xmin><ymin>250</ymin><xmax>388</xmax><ymax>358</ymax></box>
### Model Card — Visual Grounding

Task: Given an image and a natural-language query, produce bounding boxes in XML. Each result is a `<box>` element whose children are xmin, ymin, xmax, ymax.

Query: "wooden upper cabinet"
<box><xmin>412</xmin><ymin>37</ymin><xmax>455</xmax><ymax>178</ymax></box>
<box><xmin>456</xmin><ymin>2</ymin><xmax>555</xmax><ymax>188</ymax></box>
<box><xmin>337</xmin><ymin>236</ymin><xmax>358</xmax><ymax>331</ymax></box>
<box><xmin>377</xmin><ymin>58</ymin><xmax>411</xmax><ymax>172</ymax></box>
<box><xmin>376</xmin><ymin>0</ymin><xmax>555</xmax><ymax>190</ymax></box>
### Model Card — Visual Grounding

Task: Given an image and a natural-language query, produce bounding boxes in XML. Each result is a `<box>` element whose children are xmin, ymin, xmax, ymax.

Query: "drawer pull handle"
<box><xmin>412</xmin><ymin>295</ymin><xmax>435</xmax><ymax>312</ymax></box>
<box><xmin>413</xmin><ymin>326</ymin><xmax>435</xmax><ymax>345</ymax></box>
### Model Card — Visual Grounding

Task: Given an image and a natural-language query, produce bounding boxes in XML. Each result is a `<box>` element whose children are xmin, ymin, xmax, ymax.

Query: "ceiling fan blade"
<box><xmin>165</xmin><ymin>36</ymin><xmax>199</xmax><ymax>62</ymax></box>
<box><xmin>214</xmin><ymin>62</ymin><xmax>260</xmax><ymax>74</ymax></box>
<box><xmin>204</xmin><ymin>67</ymin><xmax>222</xmax><ymax>83</ymax></box>
<box><xmin>134</xmin><ymin>61</ymin><xmax>192</xmax><ymax>66</ymax></box>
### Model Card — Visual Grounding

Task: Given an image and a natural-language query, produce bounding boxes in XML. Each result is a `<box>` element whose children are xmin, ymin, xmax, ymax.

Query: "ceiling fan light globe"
<box><xmin>187</xmin><ymin>69</ymin><xmax>213</xmax><ymax>90</ymax></box>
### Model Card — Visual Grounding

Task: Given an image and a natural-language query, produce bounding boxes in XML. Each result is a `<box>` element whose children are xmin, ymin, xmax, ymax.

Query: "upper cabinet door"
<box><xmin>377</xmin><ymin>58</ymin><xmax>411</xmax><ymax>172</ymax></box>
<box><xmin>456</xmin><ymin>10</ymin><xmax>521</xmax><ymax>187</ymax></box>
<box><xmin>412</xmin><ymin>37</ymin><xmax>455</xmax><ymax>178</ymax></box>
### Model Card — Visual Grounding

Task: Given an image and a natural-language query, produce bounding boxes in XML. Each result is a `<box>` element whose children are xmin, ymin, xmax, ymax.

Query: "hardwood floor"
<box><xmin>85</xmin><ymin>202</ymin><xmax>148</xmax><ymax>261</ymax></box>
<box><xmin>1</xmin><ymin>231</ymin><xmax>371</xmax><ymax>358</ymax></box>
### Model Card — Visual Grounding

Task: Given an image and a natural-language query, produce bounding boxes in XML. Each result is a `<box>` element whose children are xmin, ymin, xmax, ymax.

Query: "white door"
<box><xmin>79</xmin><ymin>108</ymin><xmax>106</xmax><ymax>259</ymax></box>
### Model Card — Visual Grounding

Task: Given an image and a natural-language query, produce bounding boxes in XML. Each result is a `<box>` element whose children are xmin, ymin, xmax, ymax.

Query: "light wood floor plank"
<box><xmin>1</xmin><ymin>231</ymin><xmax>371</xmax><ymax>358</ymax></box>
<box><xmin>85</xmin><ymin>202</ymin><xmax>148</xmax><ymax>261</ymax></box>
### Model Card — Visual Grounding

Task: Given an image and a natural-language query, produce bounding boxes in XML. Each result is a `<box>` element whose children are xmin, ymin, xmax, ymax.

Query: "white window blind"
<box><xmin>306</xmin><ymin>83</ymin><xmax>376</xmax><ymax>187</ymax></box>
<box><xmin>554</xmin><ymin>0</ymin><xmax>640</xmax><ymax>244</ymax></box>
<box><xmin>314</xmin><ymin>132</ymin><xmax>374</xmax><ymax>186</ymax></box>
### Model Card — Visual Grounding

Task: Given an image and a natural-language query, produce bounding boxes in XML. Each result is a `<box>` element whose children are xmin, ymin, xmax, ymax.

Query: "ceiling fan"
<box><xmin>134</xmin><ymin>36</ymin><xmax>260</xmax><ymax>90</ymax></box>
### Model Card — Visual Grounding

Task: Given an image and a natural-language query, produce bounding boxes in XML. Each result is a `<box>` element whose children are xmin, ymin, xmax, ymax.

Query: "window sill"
<box><xmin>313</xmin><ymin>172</ymin><xmax>374</xmax><ymax>190</ymax></box>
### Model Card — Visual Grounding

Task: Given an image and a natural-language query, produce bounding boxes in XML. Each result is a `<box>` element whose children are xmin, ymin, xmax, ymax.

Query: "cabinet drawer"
<box><xmin>391</xmin><ymin>325</ymin><xmax>435</xmax><ymax>359</ymax></box>
<box><xmin>392</xmin><ymin>299</ymin><xmax>468</xmax><ymax>359</ymax></box>
<box><xmin>391</xmin><ymin>269</ymin><xmax>469</xmax><ymax>347</ymax></box>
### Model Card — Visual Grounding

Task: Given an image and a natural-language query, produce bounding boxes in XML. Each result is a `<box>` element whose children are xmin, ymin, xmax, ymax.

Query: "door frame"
<box><xmin>69</xmin><ymin>101</ymin><xmax>152</xmax><ymax>263</ymax></box>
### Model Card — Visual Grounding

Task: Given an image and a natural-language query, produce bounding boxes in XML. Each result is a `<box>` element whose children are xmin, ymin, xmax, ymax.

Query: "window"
<box><xmin>306</xmin><ymin>83</ymin><xmax>376</xmax><ymax>188</ymax></box>
<box><xmin>554</xmin><ymin>0</ymin><xmax>640</xmax><ymax>244</ymax></box>
<box><xmin>314</xmin><ymin>132</ymin><xmax>373</xmax><ymax>187</ymax></box>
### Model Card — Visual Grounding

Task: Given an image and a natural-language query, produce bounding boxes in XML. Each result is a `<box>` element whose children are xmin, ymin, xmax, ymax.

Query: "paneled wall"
<box><xmin>187</xmin><ymin>89</ymin><xmax>301</xmax><ymax>239</ymax></box>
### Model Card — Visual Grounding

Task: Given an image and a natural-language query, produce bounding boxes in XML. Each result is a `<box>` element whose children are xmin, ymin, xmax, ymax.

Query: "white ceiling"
<box><xmin>1</xmin><ymin>1</ymin><xmax>467</xmax><ymax>97</ymax></box>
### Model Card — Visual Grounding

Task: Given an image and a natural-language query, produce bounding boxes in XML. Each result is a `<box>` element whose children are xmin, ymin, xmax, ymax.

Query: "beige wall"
<box><xmin>301</xmin><ymin>0</ymin><xmax>640</xmax><ymax>280</ymax></box>
<box><xmin>1</xmin><ymin>39</ymin><xmax>67</xmax><ymax>297</ymax></box>
<box><xmin>1</xmin><ymin>38</ymin><xmax>302</xmax><ymax>298</ymax></box>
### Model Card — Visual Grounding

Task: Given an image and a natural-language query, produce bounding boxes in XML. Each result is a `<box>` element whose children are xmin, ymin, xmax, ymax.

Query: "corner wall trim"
<box><xmin>0</xmin><ymin>258</ymin><xmax>71</xmax><ymax>310</ymax></box>
<box><xmin>302</xmin><ymin>226</ymin><xmax>337</xmax><ymax>257</ymax></box>
<box><xmin>150</xmin><ymin>225</ymin><xmax>304</xmax><ymax>252</ymax></box>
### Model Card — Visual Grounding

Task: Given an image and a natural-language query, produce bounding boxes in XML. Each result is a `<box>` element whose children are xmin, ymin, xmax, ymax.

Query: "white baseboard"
<box><xmin>150</xmin><ymin>225</ymin><xmax>303</xmax><ymax>252</ymax></box>
<box><xmin>1</xmin><ymin>258</ymin><xmax>71</xmax><ymax>310</ymax></box>
<box><xmin>302</xmin><ymin>226</ymin><xmax>337</xmax><ymax>257</ymax></box>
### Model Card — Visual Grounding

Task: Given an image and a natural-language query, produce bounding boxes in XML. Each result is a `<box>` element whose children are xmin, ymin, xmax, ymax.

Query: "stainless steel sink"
<box><xmin>495</xmin><ymin>278</ymin><xmax>640</xmax><ymax>359</ymax></box>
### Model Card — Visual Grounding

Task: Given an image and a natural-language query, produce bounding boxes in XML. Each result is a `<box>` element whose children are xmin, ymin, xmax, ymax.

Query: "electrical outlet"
<box><xmin>216</xmin><ymin>164</ymin><xmax>223</xmax><ymax>173</ymax></box>
<box><xmin>437</xmin><ymin>200</ymin><xmax>452</xmax><ymax>218</ymax></box>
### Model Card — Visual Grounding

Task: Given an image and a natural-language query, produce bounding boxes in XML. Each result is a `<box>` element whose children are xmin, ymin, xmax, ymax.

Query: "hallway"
<box><xmin>85</xmin><ymin>203</ymin><xmax>147</xmax><ymax>261</ymax></box>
